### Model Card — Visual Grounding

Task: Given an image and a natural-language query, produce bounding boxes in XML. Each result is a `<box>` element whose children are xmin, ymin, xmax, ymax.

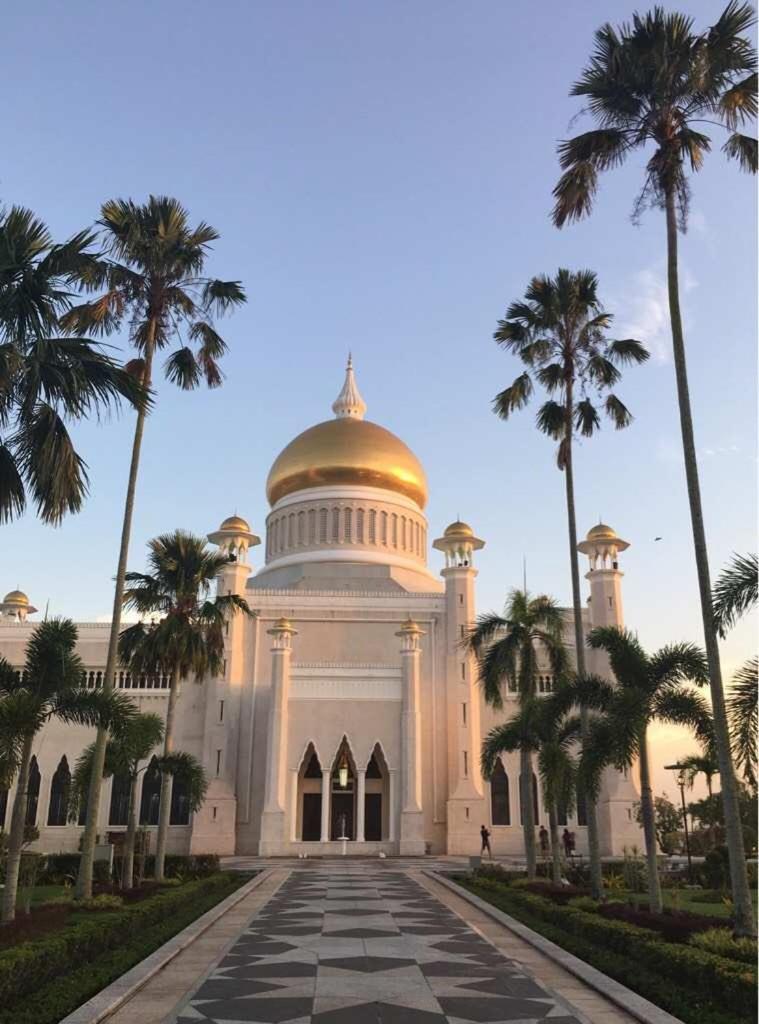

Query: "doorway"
<box><xmin>331</xmin><ymin>792</ymin><xmax>354</xmax><ymax>839</ymax></box>
<box><xmin>302</xmin><ymin>793</ymin><xmax>322</xmax><ymax>841</ymax></box>
<box><xmin>365</xmin><ymin>793</ymin><xmax>382</xmax><ymax>841</ymax></box>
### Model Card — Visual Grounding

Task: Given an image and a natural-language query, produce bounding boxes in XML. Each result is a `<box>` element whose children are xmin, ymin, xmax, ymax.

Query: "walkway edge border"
<box><xmin>424</xmin><ymin>871</ymin><xmax>686</xmax><ymax>1024</ymax></box>
<box><xmin>59</xmin><ymin>869</ymin><xmax>271</xmax><ymax>1024</ymax></box>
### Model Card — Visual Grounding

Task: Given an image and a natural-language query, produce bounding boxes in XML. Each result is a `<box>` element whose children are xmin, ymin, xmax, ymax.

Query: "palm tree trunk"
<box><xmin>563</xmin><ymin>381</ymin><xmax>604</xmax><ymax>901</ymax></box>
<box><xmin>520</xmin><ymin>746</ymin><xmax>537</xmax><ymax>878</ymax></box>
<box><xmin>1</xmin><ymin>733</ymin><xmax>34</xmax><ymax>924</ymax></box>
<box><xmin>548</xmin><ymin>802</ymin><xmax>562</xmax><ymax>884</ymax></box>
<box><xmin>664</xmin><ymin>190</ymin><xmax>754</xmax><ymax>937</ymax></box>
<box><xmin>76</xmin><ymin>347</ymin><xmax>154</xmax><ymax>901</ymax></box>
<box><xmin>121</xmin><ymin>774</ymin><xmax>138</xmax><ymax>890</ymax></box>
<box><xmin>154</xmin><ymin>672</ymin><xmax>179</xmax><ymax>880</ymax></box>
<box><xmin>637</xmin><ymin>727</ymin><xmax>663</xmax><ymax>914</ymax></box>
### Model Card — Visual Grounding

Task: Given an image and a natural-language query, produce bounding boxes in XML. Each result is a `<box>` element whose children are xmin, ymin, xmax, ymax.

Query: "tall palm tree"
<box><xmin>465</xmin><ymin>589</ymin><xmax>568</xmax><ymax>878</ymax></box>
<box><xmin>482</xmin><ymin>694</ymin><xmax>579</xmax><ymax>883</ymax></box>
<box><xmin>713</xmin><ymin>553</ymin><xmax>758</xmax><ymax>637</ymax></box>
<box><xmin>116</xmin><ymin>530</ymin><xmax>250</xmax><ymax>879</ymax></box>
<box><xmin>493</xmin><ymin>269</ymin><xmax>648</xmax><ymax>897</ymax></box>
<box><xmin>726</xmin><ymin>657</ymin><xmax>758</xmax><ymax>792</ymax></box>
<box><xmin>64</xmin><ymin>197</ymin><xmax>246</xmax><ymax>898</ymax></box>
<box><xmin>679</xmin><ymin>750</ymin><xmax>719</xmax><ymax>801</ymax></box>
<box><xmin>572</xmin><ymin>627</ymin><xmax>711</xmax><ymax>914</ymax></box>
<box><xmin>70</xmin><ymin>714</ymin><xmax>207</xmax><ymax>888</ymax></box>
<box><xmin>0</xmin><ymin>206</ymin><xmax>147</xmax><ymax>523</ymax></box>
<box><xmin>552</xmin><ymin>3</ymin><xmax>757</xmax><ymax>936</ymax></box>
<box><xmin>0</xmin><ymin>619</ymin><xmax>135</xmax><ymax>923</ymax></box>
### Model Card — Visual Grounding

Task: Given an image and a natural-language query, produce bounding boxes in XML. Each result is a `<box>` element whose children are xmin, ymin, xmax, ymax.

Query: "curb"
<box><xmin>424</xmin><ymin>871</ymin><xmax>686</xmax><ymax>1024</ymax></box>
<box><xmin>59</xmin><ymin>869</ymin><xmax>271</xmax><ymax>1024</ymax></box>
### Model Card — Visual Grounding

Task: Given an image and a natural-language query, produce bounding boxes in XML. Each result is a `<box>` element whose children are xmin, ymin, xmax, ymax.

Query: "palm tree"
<box><xmin>464</xmin><ymin>589</ymin><xmax>568</xmax><ymax>878</ymax></box>
<box><xmin>70</xmin><ymin>714</ymin><xmax>207</xmax><ymax>888</ymax></box>
<box><xmin>0</xmin><ymin>619</ymin><xmax>135</xmax><ymax>923</ymax></box>
<box><xmin>64</xmin><ymin>196</ymin><xmax>246</xmax><ymax>899</ymax></box>
<box><xmin>713</xmin><ymin>553</ymin><xmax>758</xmax><ymax>637</ymax></box>
<box><xmin>572</xmin><ymin>627</ymin><xmax>711</xmax><ymax>914</ymax></box>
<box><xmin>552</xmin><ymin>3</ymin><xmax>757</xmax><ymax>936</ymax></box>
<box><xmin>726</xmin><ymin>657</ymin><xmax>758</xmax><ymax>791</ymax></box>
<box><xmin>482</xmin><ymin>693</ymin><xmax>579</xmax><ymax>883</ymax></box>
<box><xmin>0</xmin><ymin>205</ymin><xmax>147</xmax><ymax>524</ymax></box>
<box><xmin>115</xmin><ymin>530</ymin><xmax>250</xmax><ymax>879</ymax></box>
<box><xmin>493</xmin><ymin>268</ymin><xmax>648</xmax><ymax>897</ymax></box>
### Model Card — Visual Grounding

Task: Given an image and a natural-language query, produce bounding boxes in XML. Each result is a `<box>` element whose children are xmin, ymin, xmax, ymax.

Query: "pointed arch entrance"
<box><xmin>363</xmin><ymin>744</ymin><xmax>390</xmax><ymax>841</ymax></box>
<box><xmin>296</xmin><ymin>744</ymin><xmax>324</xmax><ymax>841</ymax></box>
<box><xmin>330</xmin><ymin>738</ymin><xmax>356</xmax><ymax>840</ymax></box>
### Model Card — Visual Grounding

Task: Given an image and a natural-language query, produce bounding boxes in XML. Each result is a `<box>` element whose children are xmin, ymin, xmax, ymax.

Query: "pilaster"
<box><xmin>397</xmin><ymin>618</ymin><xmax>426</xmax><ymax>855</ymax></box>
<box><xmin>258</xmin><ymin>617</ymin><xmax>297</xmax><ymax>855</ymax></box>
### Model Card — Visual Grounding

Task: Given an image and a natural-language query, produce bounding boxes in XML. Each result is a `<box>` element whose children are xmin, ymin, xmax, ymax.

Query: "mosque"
<box><xmin>0</xmin><ymin>360</ymin><xmax>642</xmax><ymax>858</ymax></box>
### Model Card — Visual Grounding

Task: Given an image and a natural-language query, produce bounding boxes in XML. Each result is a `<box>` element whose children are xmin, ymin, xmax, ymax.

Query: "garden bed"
<box><xmin>455</xmin><ymin>873</ymin><xmax>757</xmax><ymax>1024</ymax></box>
<box><xmin>0</xmin><ymin>871</ymin><xmax>252</xmax><ymax>1024</ymax></box>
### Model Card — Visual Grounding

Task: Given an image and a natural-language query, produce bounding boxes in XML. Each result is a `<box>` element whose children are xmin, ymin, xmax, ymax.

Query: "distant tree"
<box><xmin>117</xmin><ymin>530</ymin><xmax>250</xmax><ymax>879</ymax></box>
<box><xmin>553</xmin><ymin>2</ymin><xmax>757</xmax><ymax>937</ymax></box>
<box><xmin>634</xmin><ymin>795</ymin><xmax>682</xmax><ymax>855</ymax></box>
<box><xmin>64</xmin><ymin>196</ymin><xmax>246</xmax><ymax>899</ymax></box>
<box><xmin>465</xmin><ymin>589</ymin><xmax>567</xmax><ymax>878</ymax></box>
<box><xmin>0</xmin><ymin>206</ymin><xmax>146</xmax><ymax>524</ymax></box>
<box><xmin>492</xmin><ymin>268</ymin><xmax>647</xmax><ymax>898</ymax></box>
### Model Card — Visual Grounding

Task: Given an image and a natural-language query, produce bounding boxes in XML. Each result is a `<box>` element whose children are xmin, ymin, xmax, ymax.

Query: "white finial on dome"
<box><xmin>332</xmin><ymin>354</ymin><xmax>367</xmax><ymax>420</ymax></box>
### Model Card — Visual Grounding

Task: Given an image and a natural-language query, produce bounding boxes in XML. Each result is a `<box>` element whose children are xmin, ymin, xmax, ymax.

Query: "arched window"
<box><xmin>170</xmin><ymin>775</ymin><xmax>190</xmax><ymax>825</ymax></box>
<box><xmin>519</xmin><ymin>771</ymin><xmax>540</xmax><ymax>825</ymax></box>
<box><xmin>331</xmin><ymin>508</ymin><xmax>340</xmax><ymax>543</ymax></box>
<box><xmin>26</xmin><ymin>756</ymin><xmax>41</xmax><ymax>827</ymax></box>
<box><xmin>297</xmin><ymin>510</ymin><xmax>305</xmax><ymax>545</ymax></box>
<box><xmin>140</xmin><ymin>756</ymin><xmax>161</xmax><ymax>825</ymax></box>
<box><xmin>319</xmin><ymin>508</ymin><xmax>328</xmax><ymax>543</ymax></box>
<box><xmin>343</xmin><ymin>507</ymin><xmax>352</xmax><ymax>542</ymax></box>
<box><xmin>47</xmin><ymin>756</ymin><xmax>71</xmax><ymax>826</ymax></box>
<box><xmin>490</xmin><ymin>760</ymin><xmax>511</xmax><ymax>825</ymax></box>
<box><xmin>356</xmin><ymin>508</ymin><xmax>364</xmax><ymax>543</ymax></box>
<box><xmin>308</xmin><ymin>508</ymin><xmax>316</xmax><ymax>543</ymax></box>
<box><xmin>368</xmin><ymin>509</ymin><xmax>377</xmax><ymax>544</ymax></box>
<box><xmin>287</xmin><ymin>513</ymin><xmax>295</xmax><ymax>547</ymax></box>
<box><xmin>381</xmin><ymin>511</ymin><xmax>388</xmax><ymax>545</ymax></box>
<box><xmin>109</xmin><ymin>773</ymin><xmax>131</xmax><ymax>826</ymax></box>
<box><xmin>400</xmin><ymin>516</ymin><xmax>407</xmax><ymax>550</ymax></box>
<box><xmin>391</xmin><ymin>514</ymin><xmax>398</xmax><ymax>547</ymax></box>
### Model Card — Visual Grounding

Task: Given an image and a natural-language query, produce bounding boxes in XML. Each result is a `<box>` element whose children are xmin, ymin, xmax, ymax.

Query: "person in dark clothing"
<box><xmin>539</xmin><ymin>825</ymin><xmax>550</xmax><ymax>857</ymax></box>
<box><xmin>480</xmin><ymin>825</ymin><xmax>492</xmax><ymax>858</ymax></box>
<box><xmin>562</xmin><ymin>827</ymin><xmax>573</xmax><ymax>858</ymax></box>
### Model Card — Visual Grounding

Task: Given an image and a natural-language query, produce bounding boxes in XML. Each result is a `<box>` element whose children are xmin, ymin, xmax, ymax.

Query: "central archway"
<box><xmin>330</xmin><ymin>738</ymin><xmax>356</xmax><ymax>840</ymax></box>
<box><xmin>296</xmin><ymin>743</ymin><xmax>324</xmax><ymax>841</ymax></box>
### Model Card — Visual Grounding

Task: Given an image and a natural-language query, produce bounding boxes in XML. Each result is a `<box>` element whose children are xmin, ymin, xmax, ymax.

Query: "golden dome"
<box><xmin>444</xmin><ymin>520</ymin><xmax>473</xmax><ymax>537</ymax></box>
<box><xmin>219</xmin><ymin>514</ymin><xmax>251</xmax><ymax>533</ymax></box>
<box><xmin>266</xmin><ymin>417</ymin><xmax>428</xmax><ymax>508</ymax></box>
<box><xmin>587</xmin><ymin>523</ymin><xmax>617</xmax><ymax>541</ymax></box>
<box><xmin>3</xmin><ymin>589</ymin><xmax>29</xmax><ymax>606</ymax></box>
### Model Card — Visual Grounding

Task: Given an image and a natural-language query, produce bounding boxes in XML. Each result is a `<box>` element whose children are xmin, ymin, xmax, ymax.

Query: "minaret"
<box><xmin>433</xmin><ymin>520</ymin><xmax>486</xmax><ymax>854</ymax></box>
<box><xmin>0</xmin><ymin>590</ymin><xmax>37</xmax><ymax>622</ymax></box>
<box><xmin>191</xmin><ymin>515</ymin><xmax>260</xmax><ymax>855</ymax></box>
<box><xmin>577</xmin><ymin>522</ymin><xmax>629</xmax><ymax>630</ymax></box>
<box><xmin>577</xmin><ymin>522</ymin><xmax>642</xmax><ymax>854</ymax></box>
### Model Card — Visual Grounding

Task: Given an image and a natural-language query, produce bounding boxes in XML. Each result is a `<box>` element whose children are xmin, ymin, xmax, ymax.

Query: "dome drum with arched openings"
<box><xmin>265</xmin><ymin>359</ymin><xmax>428</xmax><ymax>509</ymax></box>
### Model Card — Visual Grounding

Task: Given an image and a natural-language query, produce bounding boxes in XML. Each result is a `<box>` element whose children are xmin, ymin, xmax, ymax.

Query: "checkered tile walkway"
<box><xmin>173</xmin><ymin>869</ymin><xmax>582</xmax><ymax>1023</ymax></box>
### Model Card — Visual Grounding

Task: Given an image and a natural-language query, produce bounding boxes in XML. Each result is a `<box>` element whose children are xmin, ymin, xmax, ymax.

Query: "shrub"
<box><xmin>138</xmin><ymin>854</ymin><xmax>220</xmax><ymax>880</ymax></box>
<box><xmin>598</xmin><ymin>901</ymin><xmax>717</xmax><ymax>942</ymax></box>
<box><xmin>567</xmin><ymin>895</ymin><xmax>599</xmax><ymax>913</ymax></box>
<box><xmin>464</xmin><ymin>880</ymin><xmax>756</xmax><ymax>1022</ymax></box>
<box><xmin>78</xmin><ymin>894</ymin><xmax>123</xmax><ymax>911</ymax></box>
<box><xmin>701</xmin><ymin>846</ymin><xmax>731</xmax><ymax>889</ymax></box>
<box><xmin>521</xmin><ymin>881</ymin><xmax>585</xmax><ymax>904</ymax></box>
<box><xmin>690</xmin><ymin>928</ymin><xmax>758</xmax><ymax>965</ymax></box>
<box><xmin>473</xmin><ymin>862</ymin><xmax>517</xmax><ymax>883</ymax></box>
<box><xmin>0</xmin><ymin>873</ymin><xmax>238</xmax><ymax>1010</ymax></box>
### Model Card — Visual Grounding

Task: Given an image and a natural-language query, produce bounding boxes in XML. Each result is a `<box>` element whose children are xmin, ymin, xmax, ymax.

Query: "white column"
<box><xmin>388</xmin><ymin>770</ymin><xmax>397</xmax><ymax>841</ymax></box>
<box><xmin>397</xmin><ymin>618</ymin><xmax>426</xmax><ymax>855</ymax></box>
<box><xmin>258</xmin><ymin>618</ymin><xmax>296</xmax><ymax>855</ymax></box>
<box><xmin>320</xmin><ymin>769</ymin><xmax>331</xmax><ymax>842</ymax></box>
<box><xmin>290</xmin><ymin>770</ymin><xmax>298</xmax><ymax>841</ymax></box>
<box><xmin>356</xmin><ymin>769</ymin><xmax>366</xmax><ymax>842</ymax></box>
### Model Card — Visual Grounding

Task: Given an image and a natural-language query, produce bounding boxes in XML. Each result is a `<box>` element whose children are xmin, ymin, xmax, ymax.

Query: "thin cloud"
<box><xmin>611</xmin><ymin>265</ymin><xmax>696</xmax><ymax>365</ymax></box>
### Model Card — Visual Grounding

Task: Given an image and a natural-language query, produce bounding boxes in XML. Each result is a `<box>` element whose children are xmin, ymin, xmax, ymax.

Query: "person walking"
<box><xmin>562</xmin><ymin>828</ymin><xmax>573</xmax><ymax>859</ymax></box>
<box><xmin>480</xmin><ymin>825</ymin><xmax>492</xmax><ymax>859</ymax></box>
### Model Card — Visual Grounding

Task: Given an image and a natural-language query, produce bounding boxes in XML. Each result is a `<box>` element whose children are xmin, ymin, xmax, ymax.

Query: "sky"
<box><xmin>2</xmin><ymin>1</ymin><xmax>756</xmax><ymax>801</ymax></box>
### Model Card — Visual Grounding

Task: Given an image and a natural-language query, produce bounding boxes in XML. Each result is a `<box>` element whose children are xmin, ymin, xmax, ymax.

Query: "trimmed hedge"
<box><xmin>39</xmin><ymin>852</ymin><xmax>220</xmax><ymax>884</ymax></box>
<box><xmin>462</xmin><ymin>880</ymin><xmax>757</xmax><ymax>1024</ymax></box>
<box><xmin>0</xmin><ymin>872</ymin><xmax>245</xmax><ymax>1020</ymax></box>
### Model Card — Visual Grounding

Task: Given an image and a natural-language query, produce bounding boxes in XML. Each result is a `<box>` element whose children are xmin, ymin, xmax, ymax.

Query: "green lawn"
<box><xmin>17</xmin><ymin>885</ymin><xmax>69</xmax><ymax>907</ymax></box>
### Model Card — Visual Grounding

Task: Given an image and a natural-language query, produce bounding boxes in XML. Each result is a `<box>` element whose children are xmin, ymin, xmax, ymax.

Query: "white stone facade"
<box><xmin>0</xmin><ymin>365</ymin><xmax>642</xmax><ymax>858</ymax></box>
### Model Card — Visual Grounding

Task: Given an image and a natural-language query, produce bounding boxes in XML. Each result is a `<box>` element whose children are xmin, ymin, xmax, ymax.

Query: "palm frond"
<box><xmin>726</xmin><ymin>656</ymin><xmax>758</xmax><ymax>788</ymax></box>
<box><xmin>493</xmin><ymin>373</ymin><xmax>533</xmax><ymax>419</ymax></box>
<box><xmin>712</xmin><ymin>552</ymin><xmax>758</xmax><ymax>636</ymax></box>
<box><xmin>158</xmin><ymin>750</ymin><xmax>208</xmax><ymax>811</ymax></box>
<box><xmin>722</xmin><ymin>132</ymin><xmax>758</xmax><ymax>172</ymax></box>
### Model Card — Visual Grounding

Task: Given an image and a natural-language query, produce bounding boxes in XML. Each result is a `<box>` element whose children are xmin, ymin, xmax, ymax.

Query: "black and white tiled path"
<box><xmin>174</xmin><ymin>868</ymin><xmax>582</xmax><ymax>1024</ymax></box>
